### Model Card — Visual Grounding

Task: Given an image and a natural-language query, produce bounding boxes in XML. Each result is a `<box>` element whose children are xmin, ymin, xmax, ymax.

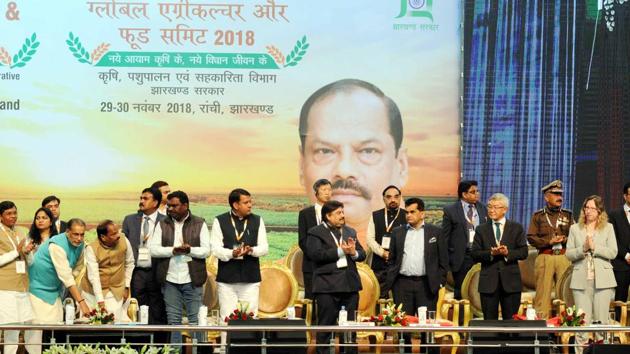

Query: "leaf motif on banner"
<box><xmin>284</xmin><ymin>35</ymin><xmax>309</xmax><ymax>68</ymax></box>
<box><xmin>9</xmin><ymin>33</ymin><xmax>40</xmax><ymax>69</ymax></box>
<box><xmin>66</xmin><ymin>32</ymin><xmax>92</xmax><ymax>64</ymax></box>
<box><xmin>266</xmin><ymin>45</ymin><xmax>285</xmax><ymax>66</ymax></box>
<box><xmin>91</xmin><ymin>43</ymin><xmax>111</xmax><ymax>64</ymax></box>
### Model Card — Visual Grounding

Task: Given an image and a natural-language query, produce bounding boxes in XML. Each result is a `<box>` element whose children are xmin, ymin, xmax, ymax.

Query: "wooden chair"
<box><xmin>258</xmin><ymin>262</ymin><xmax>300</xmax><ymax>318</ymax></box>
<box><xmin>355</xmin><ymin>262</ymin><xmax>385</xmax><ymax>354</ymax></box>
<box><xmin>434</xmin><ymin>287</ymin><xmax>465</xmax><ymax>354</ymax></box>
<box><xmin>284</xmin><ymin>244</ymin><xmax>305</xmax><ymax>292</ymax></box>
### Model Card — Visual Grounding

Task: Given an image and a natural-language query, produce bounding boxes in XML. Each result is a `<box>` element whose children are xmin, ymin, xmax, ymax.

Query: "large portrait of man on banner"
<box><xmin>299</xmin><ymin>79</ymin><xmax>409</xmax><ymax>247</ymax></box>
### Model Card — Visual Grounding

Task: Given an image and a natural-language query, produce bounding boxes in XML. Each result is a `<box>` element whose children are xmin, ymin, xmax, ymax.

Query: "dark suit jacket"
<box><xmin>122</xmin><ymin>211</ymin><xmax>166</xmax><ymax>265</ymax></box>
<box><xmin>386</xmin><ymin>223</ymin><xmax>448</xmax><ymax>295</ymax></box>
<box><xmin>298</xmin><ymin>205</ymin><xmax>318</xmax><ymax>273</ymax></box>
<box><xmin>59</xmin><ymin>220</ymin><xmax>67</xmax><ymax>233</ymax></box>
<box><xmin>306</xmin><ymin>223</ymin><xmax>366</xmax><ymax>294</ymax></box>
<box><xmin>609</xmin><ymin>207</ymin><xmax>630</xmax><ymax>271</ymax></box>
<box><xmin>442</xmin><ymin>201</ymin><xmax>488</xmax><ymax>272</ymax></box>
<box><xmin>471</xmin><ymin>220</ymin><xmax>528</xmax><ymax>293</ymax></box>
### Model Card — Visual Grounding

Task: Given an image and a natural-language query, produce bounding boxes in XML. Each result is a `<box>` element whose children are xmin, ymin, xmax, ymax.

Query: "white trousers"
<box><xmin>81</xmin><ymin>290</ymin><xmax>129</xmax><ymax>322</ymax></box>
<box><xmin>217</xmin><ymin>282</ymin><xmax>260</xmax><ymax>346</ymax></box>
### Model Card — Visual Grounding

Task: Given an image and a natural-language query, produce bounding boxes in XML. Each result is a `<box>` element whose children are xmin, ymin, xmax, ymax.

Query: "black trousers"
<box><xmin>314</xmin><ymin>292</ymin><xmax>358</xmax><ymax>354</ymax></box>
<box><xmin>392</xmin><ymin>276</ymin><xmax>438</xmax><ymax>354</ymax></box>
<box><xmin>613</xmin><ymin>269</ymin><xmax>630</xmax><ymax>319</ymax></box>
<box><xmin>131</xmin><ymin>267</ymin><xmax>169</xmax><ymax>343</ymax></box>
<box><xmin>480</xmin><ymin>286</ymin><xmax>521</xmax><ymax>320</ymax></box>
<box><xmin>451</xmin><ymin>251</ymin><xmax>474</xmax><ymax>300</ymax></box>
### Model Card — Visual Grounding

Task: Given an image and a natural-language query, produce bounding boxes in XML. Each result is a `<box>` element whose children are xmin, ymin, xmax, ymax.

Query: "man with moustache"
<box><xmin>307</xmin><ymin>200</ymin><xmax>366</xmax><ymax>354</ymax></box>
<box><xmin>42</xmin><ymin>196</ymin><xmax>67</xmax><ymax>233</ymax></box>
<box><xmin>367</xmin><ymin>185</ymin><xmax>407</xmax><ymax>298</ymax></box>
<box><xmin>472</xmin><ymin>193</ymin><xmax>528</xmax><ymax>320</ymax></box>
<box><xmin>298</xmin><ymin>179</ymin><xmax>332</xmax><ymax>306</ymax></box>
<box><xmin>150</xmin><ymin>191</ymin><xmax>211</xmax><ymax>351</ymax></box>
<box><xmin>527</xmin><ymin>180</ymin><xmax>573</xmax><ymax>319</ymax></box>
<box><xmin>299</xmin><ymin>79</ymin><xmax>408</xmax><ymax>249</ymax></box>
<box><xmin>211</xmin><ymin>188</ymin><xmax>269</xmax><ymax>321</ymax></box>
<box><xmin>0</xmin><ymin>201</ymin><xmax>39</xmax><ymax>354</ymax></box>
<box><xmin>122</xmin><ymin>187</ymin><xmax>167</xmax><ymax>325</ymax></box>
<box><xmin>81</xmin><ymin>220</ymin><xmax>134</xmax><ymax>320</ymax></box>
<box><xmin>442</xmin><ymin>180</ymin><xmax>488</xmax><ymax>299</ymax></box>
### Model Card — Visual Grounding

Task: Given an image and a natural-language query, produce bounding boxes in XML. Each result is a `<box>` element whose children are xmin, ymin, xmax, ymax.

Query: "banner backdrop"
<box><xmin>0</xmin><ymin>1</ymin><xmax>461</xmax><ymax>249</ymax></box>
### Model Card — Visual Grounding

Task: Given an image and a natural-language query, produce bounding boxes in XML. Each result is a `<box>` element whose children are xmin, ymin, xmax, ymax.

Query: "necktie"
<box><xmin>467</xmin><ymin>204</ymin><xmax>475</xmax><ymax>229</ymax></box>
<box><xmin>142</xmin><ymin>216</ymin><xmax>150</xmax><ymax>242</ymax></box>
<box><xmin>494</xmin><ymin>222</ymin><xmax>501</xmax><ymax>244</ymax></box>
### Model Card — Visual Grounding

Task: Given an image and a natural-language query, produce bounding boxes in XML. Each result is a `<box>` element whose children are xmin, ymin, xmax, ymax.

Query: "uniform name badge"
<box><xmin>468</xmin><ymin>230</ymin><xmax>476</xmax><ymax>243</ymax></box>
<box><xmin>15</xmin><ymin>260</ymin><xmax>26</xmax><ymax>274</ymax></box>
<box><xmin>138</xmin><ymin>247</ymin><xmax>150</xmax><ymax>261</ymax></box>
<box><xmin>381</xmin><ymin>236</ymin><xmax>391</xmax><ymax>250</ymax></box>
<box><xmin>336</xmin><ymin>256</ymin><xmax>348</xmax><ymax>269</ymax></box>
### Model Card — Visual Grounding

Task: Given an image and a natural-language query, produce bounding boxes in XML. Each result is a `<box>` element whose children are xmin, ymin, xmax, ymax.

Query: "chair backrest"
<box><xmin>555</xmin><ymin>265</ymin><xmax>574</xmax><ymax>307</ymax></box>
<box><xmin>519</xmin><ymin>248</ymin><xmax>538</xmax><ymax>290</ymax></box>
<box><xmin>203</xmin><ymin>258</ymin><xmax>219</xmax><ymax>310</ymax></box>
<box><xmin>461</xmin><ymin>262</ymin><xmax>483</xmax><ymax>318</ymax></box>
<box><xmin>284</xmin><ymin>244</ymin><xmax>304</xmax><ymax>289</ymax></box>
<box><xmin>258</xmin><ymin>263</ymin><xmax>298</xmax><ymax>318</ymax></box>
<box><xmin>357</xmin><ymin>262</ymin><xmax>380</xmax><ymax>317</ymax></box>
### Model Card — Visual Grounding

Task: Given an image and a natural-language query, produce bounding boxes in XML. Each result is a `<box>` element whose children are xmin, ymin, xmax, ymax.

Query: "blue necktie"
<box><xmin>494</xmin><ymin>222</ymin><xmax>501</xmax><ymax>244</ymax></box>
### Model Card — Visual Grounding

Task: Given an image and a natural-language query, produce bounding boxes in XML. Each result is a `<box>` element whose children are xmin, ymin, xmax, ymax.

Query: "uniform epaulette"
<box><xmin>561</xmin><ymin>208</ymin><xmax>573</xmax><ymax>214</ymax></box>
<box><xmin>533</xmin><ymin>208</ymin><xmax>545</xmax><ymax>215</ymax></box>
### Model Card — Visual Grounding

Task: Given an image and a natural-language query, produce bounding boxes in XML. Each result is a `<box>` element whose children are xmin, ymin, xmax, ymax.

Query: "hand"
<box><xmin>626</xmin><ymin>258</ymin><xmax>630</xmax><ymax>265</ymax></box>
<box><xmin>242</xmin><ymin>245</ymin><xmax>253</xmax><ymax>255</ymax></box>
<box><xmin>583</xmin><ymin>236</ymin><xmax>593</xmax><ymax>252</ymax></box>
<box><xmin>498</xmin><ymin>245</ymin><xmax>509</xmax><ymax>256</ymax></box>
<box><xmin>123</xmin><ymin>287</ymin><xmax>130</xmax><ymax>301</ymax></box>
<box><xmin>490</xmin><ymin>246</ymin><xmax>502</xmax><ymax>256</ymax></box>
<box><xmin>550</xmin><ymin>235</ymin><xmax>565</xmax><ymax>245</ymax></box>
<box><xmin>382</xmin><ymin>250</ymin><xmax>390</xmax><ymax>262</ymax></box>
<box><xmin>21</xmin><ymin>241</ymin><xmax>35</xmax><ymax>254</ymax></box>
<box><xmin>232</xmin><ymin>247</ymin><xmax>245</xmax><ymax>258</ymax></box>
<box><xmin>97</xmin><ymin>301</ymin><xmax>107</xmax><ymax>310</ymax></box>
<box><xmin>341</xmin><ymin>238</ymin><xmax>357</xmax><ymax>256</ymax></box>
<box><xmin>80</xmin><ymin>301</ymin><xmax>92</xmax><ymax>317</ymax></box>
<box><xmin>179</xmin><ymin>244</ymin><xmax>191</xmax><ymax>254</ymax></box>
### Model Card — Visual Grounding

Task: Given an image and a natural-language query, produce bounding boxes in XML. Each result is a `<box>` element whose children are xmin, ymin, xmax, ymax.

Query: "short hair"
<box><xmin>382</xmin><ymin>185</ymin><xmax>401</xmax><ymax>196</ymax></box>
<box><xmin>96</xmin><ymin>219</ymin><xmax>115</xmax><ymax>239</ymax></box>
<box><xmin>0</xmin><ymin>201</ymin><xmax>16</xmax><ymax>215</ymax></box>
<box><xmin>29</xmin><ymin>207</ymin><xmax>58</xmax><ymax>244</ymax></box>
<box><xmin>312</xmin><ymin>179</ymin><xmax>332</xmax><ymax>194</ymax></box>
<box><xmin>67</xmin><ymin>218</ymin><xmax>86</xmax><ymax>230</ymax></box>
<box><xmin>167</xmin><ymin>190</ymin><xmax>189</xmax><ymax>205</ymax></box>
<box><xmin>321</xmin><ymin>200</ymin><xmax>344</xmax><ymax>222</ymax></box>
<box><xmin>624</xmin><ymin>182</ymin><xmax>630</xmax><ymax>195</ymax></box>
<box><xmin>41</xmin><ymin>195</ymin><xmax>61</xmax><ymax>207</ymax></box>
<box><xmin>488</xmin><ymin>193</ymin><xmax>510</xmax><ymax>208</ymax></box>
<box><xmin>142</xmin><ymin>187</ymin><xmax>162</xmax><ymax>206</ymax></box>
<box><xmin>229</xmin><ymin>188</ymin><xmax>251</xmax><ymax>208</ymax></box>
<box><xmin>299</xmin><ymin>79</ymin><xmax>403</xmax><ymax>153</ymax></box>
<box><xmin>457</xmin><ymin>180</ymin><xmax>478</xmax><ymax>199</ymax></box>
<box><xmin>405</xmin><ymin>197</ymin><xmax>425</xmax><ymax>211</ymax></box>
<box><xmin>151</xmin><ymin>180</ymin><xmax>169</xmax><ymax>189</ymax></box>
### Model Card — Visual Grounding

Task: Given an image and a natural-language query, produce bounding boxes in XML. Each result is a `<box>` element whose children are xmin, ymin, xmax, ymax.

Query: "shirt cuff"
<box><xmin>625</xmin><ymin>252</ymin><xmax>630</xmax><ymax>260</ymax></box>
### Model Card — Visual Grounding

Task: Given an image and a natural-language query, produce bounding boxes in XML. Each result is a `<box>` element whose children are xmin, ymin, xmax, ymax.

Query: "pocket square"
<box><xmin>429</xmin><ymin>237</ymin><xmax>437</xmax><ymax>243</ymax></box>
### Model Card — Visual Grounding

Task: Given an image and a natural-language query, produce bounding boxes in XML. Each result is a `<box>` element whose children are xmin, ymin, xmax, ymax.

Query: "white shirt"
<box><xmin>314</xmin><ymin>203</ymin><xmax>323</xmax><ymax>225</ymax></box>
<box><xmin>0</xmin><ymin>224</ymin><xmax>20</xmax><ymax>266</ymax></box>
<box><xmin>624</xmin><ymin>205</ymin><xmax>630</xmax><ymax>260</ymax></box>
<box><xmin>85</xmin><ymin>238</ymin><xmax>135</xmax><ymax>302</ymax></box>
<box><xmin>149</xmin><ymin>213</ymin><xmax>212</xmax><ymax>284</ymax></box>
<box><xmin>461</xmin><ymin>200</ymin><xmax>480</xmax><ymax>228</ymax></box>
<box><xmin>210</xmin><ymin>214</ymin><xmax>269</xmax><ymax>262</ymax></box>
<box><xmin>400</xmin><ymin>223</ymin><xmax>426</xmax><ymax>277</ymax></box>
<box><xmin>140</xmin><ymin>210</ymin><xmax>160</xmax><ymax>245</ymax></box>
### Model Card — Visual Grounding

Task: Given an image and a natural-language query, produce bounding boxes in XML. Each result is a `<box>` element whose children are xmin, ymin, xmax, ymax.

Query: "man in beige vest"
<box><xmin>0</xmin><ymin>201</ymin><xmax>39</xmax><ymax>354</ymax></box>
<box><xmin>81</xmin><ymin>220</ymin><xmax>134</xmax><ymax>321</ymax></box>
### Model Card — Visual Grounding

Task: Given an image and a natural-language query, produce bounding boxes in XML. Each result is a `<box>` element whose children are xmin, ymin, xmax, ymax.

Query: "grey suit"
<box><xmin>566</xmin><ymin>223</ymin><xmax>617</xmax><ymax>327</ymax></box>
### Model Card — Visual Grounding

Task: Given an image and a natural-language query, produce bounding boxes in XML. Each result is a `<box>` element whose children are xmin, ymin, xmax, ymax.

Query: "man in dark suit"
<box><xmin>42</xmin><ymin>195</ymin><xmax>67</xmax><ymax>233</ymax></box>
<box><xmin>122</xmin><ymin>187</ymin><xmax>167</xmax><ymax>325</ymax></box>
<box><xmin>307</xmin><ymin>200</ymin><xmax>366</xmax><ymax>354</ymax></box>
<box><xmin>609</xmin><ymin>182</ymin><xmax>630</xmax><ymax>311</ymax></box>
<box><xmin>442</xmin><ymin>180</ymin><xmax>487</xmax><ymax>299</ymax></box>
<box><xmin>367</xmin><ymin>185</ymin><xmax>407</xmax><ymax>299</ymax></box>
<box><xmin>298</xmin><ymin>178</ymin><xmax>332</xmax><ymax>306</ymax></box>
<box><xmin>471</xmin><ymin>193</ymin><xmax>528</xmax><ymax>320</ymax></box>
<box><xmin>387</xmin><ymin>197</ymin><xmax>447</xmax><ymax>354</ymax></box>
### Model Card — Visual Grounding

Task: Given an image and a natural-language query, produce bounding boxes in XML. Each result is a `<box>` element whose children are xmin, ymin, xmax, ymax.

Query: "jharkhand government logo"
<box><xmin>394</xmin><ymin>0</ymin><xmax>438</xmax><ymax>32</ymax></box>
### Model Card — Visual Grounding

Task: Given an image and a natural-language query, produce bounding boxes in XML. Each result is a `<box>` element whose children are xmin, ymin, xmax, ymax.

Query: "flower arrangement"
<box><xmin>44</xmin><ymin>343</ymin><xmax>173</xmax><ymax>354</ymax></box>
<box><xmin>559</xmin><ymin>305</ymin><xmax>586</xmax><ymax>327</ymax></box>
<box><xmin>225</xmin><ymin>302</ymin><xmax>255</xmax><ymax>321</ymax></box>
<box><xmin>365</xmin><ymin>302</ymin><xmax>408</xmax><ymax>326</ymax></box>
<box><xmin>88</xmin><ymin>307</ymin><xmax>115</xmax><ymax>325</ymax></box>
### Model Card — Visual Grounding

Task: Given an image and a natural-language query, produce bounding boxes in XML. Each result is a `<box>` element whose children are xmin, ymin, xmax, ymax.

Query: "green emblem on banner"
<box><xmin>395</xmin><ymin>0</ymin><xmax>434</xmax><ymax>22</ymax></box>
<box><xmin>0</xmin><ymin>33</ymin><xmax>40</xmax><ymax>69</ymax></box>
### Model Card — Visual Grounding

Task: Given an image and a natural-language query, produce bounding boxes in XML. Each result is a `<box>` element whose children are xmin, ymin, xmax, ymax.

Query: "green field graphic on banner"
<box><xmin>94</xmin><ymin>51</ymin><xmax>280</xmax><ymax>69</ymax></box>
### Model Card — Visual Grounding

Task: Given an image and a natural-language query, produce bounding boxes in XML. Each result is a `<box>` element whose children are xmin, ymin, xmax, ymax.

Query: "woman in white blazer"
<box><xmin>566</xmin><ymin>195</ymin><xmax>617</xmax><ymax>350</ymax></box>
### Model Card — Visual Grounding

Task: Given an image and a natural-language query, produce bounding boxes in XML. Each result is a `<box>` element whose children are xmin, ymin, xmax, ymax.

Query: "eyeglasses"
<box><xmin>487</xmin><ymin>205</ymin><xmax>506</xmax><ymax>210</ymax></box>
<box><xmin>583</xmin><ymin>206</ymin><xmax>599</xmax><ymax>212</ymax></box>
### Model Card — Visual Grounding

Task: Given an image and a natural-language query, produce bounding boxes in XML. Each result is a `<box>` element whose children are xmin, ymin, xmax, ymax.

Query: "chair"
<box><xmin>284</xmin><ymin>244</ymin><xmax>305</xmax><ymax>291</ymax></box>
<box><xmin>354</xmin><ymin>262</ymin><xmax>385</xmax><ymax>354</ymax></box>
<box><xmin>461</xmin><ymin>263</ymin><xmax>483</xmax><ymax>318</ymax></box>
<box><xmin>204</xmin><ymin>257</ymin><xmax>221</xmax><ymax>344</ymax></box>
<box><xmin>258</xmin><ymin>262</ymin><xmax>300</xmax><ymax>318</ymax></box>
<box><xmin>434</xmin><ymin>287</ymin><xmax>465</xmax><ymax>354</ymax></box>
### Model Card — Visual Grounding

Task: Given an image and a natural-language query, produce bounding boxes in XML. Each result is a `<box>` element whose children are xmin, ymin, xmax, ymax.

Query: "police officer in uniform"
<box><xmin>526</xmin><ymin>180</ymin><xmax>574</xmax><ymax>319</ymax></box>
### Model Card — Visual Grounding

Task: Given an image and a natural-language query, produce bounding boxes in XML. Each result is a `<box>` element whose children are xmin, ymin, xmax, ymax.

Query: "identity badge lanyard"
<box><xmin>544</xmin><ymin>209</ymin><xmax>563</xmax><ymax>252</ymax></box>
<box><xmin>231</xmin><ymin>217</ymin><xmax>248</xmax><ymax>244</ymax></box>
<box><xmin>384</xmin><ymin>208</ymin><xmax>401</xmax><ymax>233</ymax></box>
<box><xmin>0</xmin><ymin>225</ymin><xmax>25</xmax><ymax>274</ymax></box>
